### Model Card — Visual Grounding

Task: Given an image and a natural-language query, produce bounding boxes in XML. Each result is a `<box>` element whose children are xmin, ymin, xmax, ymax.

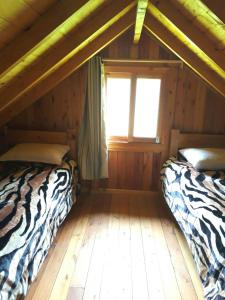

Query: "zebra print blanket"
<box><xmin>161</xmin><ymin>158</ymin><xmax>225</xmax><ymax>300</ymax></box>
<box><xmin>0</xmin><ymin>159</ymin><xmax>77</xmax><ymax>300</ymax></box>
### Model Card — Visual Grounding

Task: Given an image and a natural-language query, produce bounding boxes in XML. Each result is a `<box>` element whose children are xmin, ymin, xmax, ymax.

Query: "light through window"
<box><xmin>106</xmin><ymin>72</ymin><xmax>162</xmax><ymax>142</ymax></box>
<box><xmin>106</xmin><ymin>77</ymin><xmax>131</xmax><ymax>137</ymax></box>
<box><xmin>133</xmin><ymin>78</ymin><xmax>161</xmax><ymax>138</ymax></box>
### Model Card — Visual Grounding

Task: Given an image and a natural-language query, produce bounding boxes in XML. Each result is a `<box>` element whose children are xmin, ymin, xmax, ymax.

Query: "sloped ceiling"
<box><xmin>0</xmin><ymin>0</ymin><xmax>224</xmax><ymax>127</ymax></box>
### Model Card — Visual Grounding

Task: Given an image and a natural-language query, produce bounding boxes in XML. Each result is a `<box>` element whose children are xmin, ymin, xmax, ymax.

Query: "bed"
<box><xmin>161</xmin><ymin>129</ymin><xmax>225</xmax><ymax>300</ymax></box>
<box><xmin>0</xmin><ymin>128</ymin><xmax>79</xmax><ymax>300</ymax></box>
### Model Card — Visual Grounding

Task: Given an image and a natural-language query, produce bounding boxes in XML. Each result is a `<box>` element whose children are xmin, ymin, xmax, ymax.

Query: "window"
<box><xmin>106</xmin><ymin>76</ymin><xmax>131</xmax><ymax>137</ymax></box>
<box><xmin>105</xmin><ymin>68</ymin><xmax>162</xmax><ymax>143</ymax></box>
<box><xmin>133</xmin><ymin>78</ymin><xmax>161</xmax><ymax>138</ymax></box>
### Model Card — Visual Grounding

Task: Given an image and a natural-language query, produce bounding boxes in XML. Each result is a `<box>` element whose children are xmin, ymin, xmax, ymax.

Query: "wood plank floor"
<box><xmin>25</xmin><ymin>192</ymin><xmax>204</xmax><ymax>300</ymax></box>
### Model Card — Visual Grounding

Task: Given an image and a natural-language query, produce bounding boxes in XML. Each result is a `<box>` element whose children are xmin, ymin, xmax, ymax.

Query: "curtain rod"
<box><xmin>102</xmin><ymin>58</ymin><xmax>183</xmax><ymax>64</ymax></box>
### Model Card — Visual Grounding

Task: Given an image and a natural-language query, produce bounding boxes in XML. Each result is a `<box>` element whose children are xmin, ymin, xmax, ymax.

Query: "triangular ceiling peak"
<box><xmin>0</xmin><ymin>0</ymin><xmax>224</xmax><ymax>127</ymax></box>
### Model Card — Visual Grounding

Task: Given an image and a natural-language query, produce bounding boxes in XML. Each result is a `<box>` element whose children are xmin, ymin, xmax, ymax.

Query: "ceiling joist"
<box><xmin>134</xmin><ymin>0</ymin><xmax>148</xmax><ymax>44</ymax></box>
<box><xmin>0</xmin><ymin>0</ymin><xmax>102</xmax><ymax>79</ymax></box>
<box><xmin>201</xmin><ymin>0</ymin><xmax>225</xmax><ymax>23</ymax></box>
<box><xmin>0</xmin><ymin>0</ymin><xmax>135</xmax><ymax>112</ymax></box>
<box><xmin>172</xmin><ymin>0</ymin><xmax>225</xmax><ymax>52</ymax></box>
<box><xmin>144</xmin><ymin>13</ymin><xmax>225</xmax><ymax>97</ymax></box>
<box><xmin>150</xmin><ymin>0</ymin><xmax>225</xmax><ymax>75</ymax></box>
<box><xmin>0</xmin><ymin>10</ymin><xmax>135</xmax><ymax>127</ymax></box>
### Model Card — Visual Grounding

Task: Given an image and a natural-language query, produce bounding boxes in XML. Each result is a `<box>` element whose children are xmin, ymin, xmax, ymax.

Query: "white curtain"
<box><xmin>78</xmin><ymin>56</ymin><xmax>108</xmax><ymax>180</ymax></box>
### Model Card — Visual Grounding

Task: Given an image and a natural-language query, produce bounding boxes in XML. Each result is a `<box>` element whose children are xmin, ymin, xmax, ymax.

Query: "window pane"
<box><xmin>106</xmin><ymin>77</ymin><xmax>131</xmax><ymax>137</ymax></box>
<box><xmin>133</xmin><ymin>78</ymin><xmax>161</xmax><ymax>138</ymax></box>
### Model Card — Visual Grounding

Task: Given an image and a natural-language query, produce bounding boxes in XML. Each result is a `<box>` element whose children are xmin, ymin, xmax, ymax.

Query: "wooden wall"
<box><xmin>8</xmin><ymin>29</ymin><xmax>225</xmax><ymax>191</ymax></box>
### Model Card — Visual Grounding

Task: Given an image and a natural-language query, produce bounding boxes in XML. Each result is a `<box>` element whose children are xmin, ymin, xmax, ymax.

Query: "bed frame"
<box><xmin>3</xmin><ymin>128</ymin><xmax>77</xmax><ymax>160</ymax></box>
<box><xmin>169</xmin><ymin>129</ymin><xmax>225</xmax><ymax>156</ymax></box>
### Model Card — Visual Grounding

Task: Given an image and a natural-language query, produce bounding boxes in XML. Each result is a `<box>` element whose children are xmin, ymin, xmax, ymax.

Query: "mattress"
<box><xmin>0</xmin><ymin>159</ymin><xmax>78</xmax><ymax>300</ymax></box>
<box><xmin>161</xmin><ymin>158</ymin><xmax>225</xmax><ymax>300</ymax></box>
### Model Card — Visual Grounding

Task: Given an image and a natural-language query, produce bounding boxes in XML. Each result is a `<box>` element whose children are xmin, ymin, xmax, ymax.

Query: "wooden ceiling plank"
<box><xmin>144</xmin><ymin>13</ymin><xmax>225</xmax><ymax>97</ymax></box>
<box><xmin>0</xmin><ymin>0</ymin><xmax>38</xmax><ymax>22</ymax></box>
<box><xmin>22</xmin><ymin>0</ymin><xmax>57</xmax><ymax>15</ymax></box>
<box><xmin>0</xmin><ymin>0</ymin><xmax>94</xmax><ymax>77</ymax></box>
<box><xmin>0</xmin><ymin>0</ymin><xmax>41</xmax><ymax>48</ymax></box>
<box><xmin>202</xmin><ymin>0</ymin><xmax>225</xmax><ymax>23</ymax></box>
<box><xmin>0</xmin><ymin>0</ymin><xmax>107</xmax><ymax>86</ymax></box>
<box><xmin>0</xmin><ymin>0</ymin><xmax>135</xmax><ymax>111</ymax></box>
<box><xmin>150</xmin><ymin>0</ymin><xmax>225</xmax><ymax>73</ymax></box>
<box><xmin>0</xmin><ymin>17</ymin><xmax>21</xmax><ymax>48</ymax></box>
<box><xmin>0</xmin><ymin>10</ymin><xmax>135</xmax><ymax>127</ymax></box>
<box><xmin>134</xmin><ymin>0</ymin><xmax>148</xmax><ymax>44</ymax></box>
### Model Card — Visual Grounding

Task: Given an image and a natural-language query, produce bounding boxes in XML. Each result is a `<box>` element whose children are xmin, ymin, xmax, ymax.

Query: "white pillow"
<box><xmin>179</xmin><ymin>148</ymin><xmax>225</xmax><ymax>170</ymax></box>
<box><xmin>0</xmin><ymin>143</ymin><xmax>70</xmax><ymax>165</ymax></box>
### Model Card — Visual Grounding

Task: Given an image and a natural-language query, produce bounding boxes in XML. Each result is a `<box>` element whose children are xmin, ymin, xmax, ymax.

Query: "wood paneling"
<box><xmin>203</xmin><ymin>89</ymin><xmax>225</xmax><ymax>134</ymax></box>
<box><xmin>105</xmin><ymin>151</ymin><xmax>160</xmax><ymax>191</ymax></box>
<box><xmin>174</xmin><ymin>66</ymin><xmax>225</xmax><ymax>134</ymax></box>
<box><xmin>0</xmin><ymin>0</ymin><xmax>57</xmax><ymax>50</ymax></box>
<box><xmin>8</xmin><ymin>28</ymin><xmax>225</xmax><ymax>191</ymax></box>
<box><xmin>101</xmin><ymin>28</ymin><xmax>176</xmax><ymax>60</ymax></box>
<box><xmin>9</xmin><ymin>66</ymin><xmax>86</xmax><ymax>132</ymax></box>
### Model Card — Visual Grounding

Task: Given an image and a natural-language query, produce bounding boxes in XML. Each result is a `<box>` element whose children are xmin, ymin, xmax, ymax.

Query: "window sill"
<box><xmin>107</xmin><ymin>136</ymin><xmax>160</xmax><ymax>143</ymax></box>
<box><xmin>108</xmin><ymin>140</ymin><xmax>165</xmax><ymax>153</ymax></box>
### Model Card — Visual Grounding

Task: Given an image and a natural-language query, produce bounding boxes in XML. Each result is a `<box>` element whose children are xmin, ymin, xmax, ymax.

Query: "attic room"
<box><xmin>0</xmin><ymin>0</ymin><xmax>225</xmax><ymax>299</ymax></box>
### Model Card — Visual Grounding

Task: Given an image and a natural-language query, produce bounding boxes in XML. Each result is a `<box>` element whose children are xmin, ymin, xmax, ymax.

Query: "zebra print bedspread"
<box><xmin>0</xmin><ymin>159</ymin><xmax>77</xmax><ymax>300</ymax></box>
<box><xmin>161</xmin><ymin>158</ymin><xmax>225</xmax><ymax>300</ymax></box>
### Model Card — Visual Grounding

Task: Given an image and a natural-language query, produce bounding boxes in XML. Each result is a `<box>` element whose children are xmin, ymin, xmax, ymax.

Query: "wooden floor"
<box><xmin>25</xmin><ymin>192</ymin><xmax>204</xmax><ymax>300</ymax></box>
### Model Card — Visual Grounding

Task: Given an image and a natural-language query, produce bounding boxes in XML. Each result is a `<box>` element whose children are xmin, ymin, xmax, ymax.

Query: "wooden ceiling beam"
<box><xmin>0</xmin><ymin>10</ymin><xmax>135</xmax><ymax>127</ymax></box>
<box><xmin>144</xmin><ymin>13</ymin><xmax>225</xmax><ymax>97</ymax></box>
<box><xmin>0</xmin><ymin>0</ymin><xmax>135</xmax><ymax>112</ymax></box>
<box><xmin>150</xmin><ymin>0</ymin><xmax>225</xmax><ymax>74</ymax></box>
<box><xmin>134</xmin><ymin>0</ymin><xmax>148</xmax><ymax>44</ymax></box>
<box><xmin>0</xmin><ymin>0</ymin><xmax>103</xmax><ymax>77</ymax></box>
<box><xmin>171</xmin><ymin>0</ymin><xmax>225</xmax><ymax>52</ymax></box>
<box><xmin>202</xmin><ymin>0</ymin><xmax>225</xmax><ymax>22</ymax></box>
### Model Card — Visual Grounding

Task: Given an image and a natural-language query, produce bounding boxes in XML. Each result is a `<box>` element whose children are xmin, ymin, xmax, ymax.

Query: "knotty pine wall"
<box><xmin>9</xmin><ymin>29</ymin><xmax>225</xmax><ymax>191</ymax></box>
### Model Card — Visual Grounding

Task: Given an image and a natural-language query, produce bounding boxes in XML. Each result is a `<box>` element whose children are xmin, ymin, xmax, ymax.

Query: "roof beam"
<box><xmin>0</xmin><ymin>0</ymin><xmax>135</xmax><ymax>112</ymax></box>
<box><xmin>144</xmin><ymin>12</ymin><xmax>225</xmax><ymax>97</ymax></box>
<box><xmin>0</xmin><ymin>0</ymin><xmax>99</xmax><ymax>78</ymax></box>
<box><xmin>202</xmin><ymin>0</ymin><xmax>225</xmax><ymax>22</ymax></box>
<box><xmin>173</xmin><ymin>0</ymin><xmax>225</xmax><ymax>51</ymax></box>
<box><xmin>134</xmin><ymin>0</ymin><xmax>148</xmax><ymax>44</ymax></box>
<box><xmin>150</xmin><ymin>0</ymin><xmax>225</xmax><ymax>75</ymax></box>
<box><xmin>0</xmin><ymin>10</ymin><xmax>135</xmax><ymax>127</ymax></box>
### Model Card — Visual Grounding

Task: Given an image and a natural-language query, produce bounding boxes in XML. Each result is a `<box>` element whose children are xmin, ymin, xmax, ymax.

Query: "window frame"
<box><xmin>105</xmin><ymin>64</ymin><xmax>167</xmax><ymax>145</ymax></box>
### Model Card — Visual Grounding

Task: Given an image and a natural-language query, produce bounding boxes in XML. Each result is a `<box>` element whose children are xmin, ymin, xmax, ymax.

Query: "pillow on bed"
<box><xmin>0</xmin><ymin>143</ymin><xmax>70</xmax><ymax>165</ymax></box>
<box><xmin>179</xmin><ymin>148</ymin><xmax>225</xmax><ymax>170</ymax></box>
